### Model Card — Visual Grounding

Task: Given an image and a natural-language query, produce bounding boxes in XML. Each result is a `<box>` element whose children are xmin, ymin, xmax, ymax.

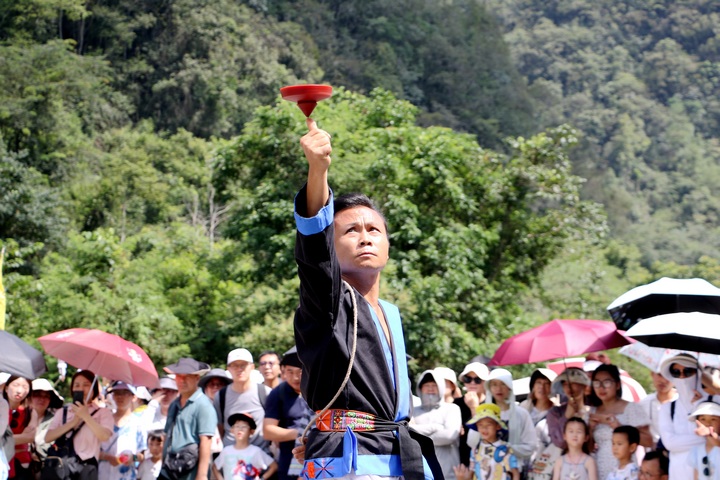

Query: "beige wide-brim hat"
<box><xmin>31</xmin><ymin>378</ymin><xmax>64</xmax><ymax>409</ymax></box>
<box><xmin>552</xmin><ymin>367</ymin><xmax>591</xmax><ymax>387</ymax></box>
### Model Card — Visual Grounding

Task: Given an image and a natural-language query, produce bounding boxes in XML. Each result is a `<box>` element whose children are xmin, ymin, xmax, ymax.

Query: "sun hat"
<box><xmin>228</xmin><ymin>412</ymin><xmax>257</xmax><ymax>430</ymax></box>
<box><xmin>135</xmin><ymin>386</ymin><xmax>152</xmax><ymax>402</ymax></box>
<box><xmin>487</xmin><ymin>368</ymin><xmax>514</xmax><ymax>390</ymax></box>
<box><xmin>199</xmin><ymin>368</ymin><xmax>232</xmax><ymax>390</ymax></box>
<box><xmin>163</xmin><ymin>358</ymin><xmax>210</xmax><ymax>376</ymax></box>
<box><xmin>552</xmin><ymin>367</ymin><xmax>591</xmax><ymax>387</ymax></box>
<box><xmin>153</xmin><ymin>377</ymin><xmax>178</xmax><ymax>392</ymax></box>
<box><xmin>467</xmin><ymin>403</ymin><xmax>507</xmax><ymax>429</ymax></box>
<box><xmin>31</xmin><ymin>378</ymin><xmax>64</xmax><ymax>409</ymax></box>
<box><xmin>107</xmin><ymin>380</ymin><xmax>137</xmax><ymax>395</ymax></box>
<box><xmin>660</xmin><ymin>353</ymin><xmax>699</xmax><ymax>381</ymax></box>
<box><xmin>529</xmin><ymin>368</ymin><xmax>557</xmax><ymax>391</ymax></box>
<box><xmin>435</xmin><ymin>367</ymin><xmax>458</xmax><ymax>394</ymax></box>
<box><xmin>688</xmin><ymin>401</ymin><xmax>720</xmax><ymax>422</ymax></box>
<box><xmin>459</xmin><ymin>362</ymin><xmax>490</xmax><ymax>381</ymax></box>
<box><xmin>227</xmin><ymin>348</ymin><xmax>253</xmax><ymax>366</ymax></box>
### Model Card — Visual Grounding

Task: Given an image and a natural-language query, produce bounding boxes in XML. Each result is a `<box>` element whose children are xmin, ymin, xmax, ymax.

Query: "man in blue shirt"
<box><xmin>160</xmin><ymin>358</ymin><xmax>217</xmax><ymax>480</ymax></box>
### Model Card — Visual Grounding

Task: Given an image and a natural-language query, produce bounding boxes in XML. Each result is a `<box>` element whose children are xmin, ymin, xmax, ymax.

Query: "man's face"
<box><xmin>282</xmin><ymin>365</ymin><xmax>302</xmax><ymax>393</ymax></box>
<box><xmin>227</xmin><ymin>360</ymin><xmax>253</xmax><ymax>384</ymax></box>
<box><xmin>651</xmin><ymin>372</ymin><xmax>673</xmax><ymax>393</ymax></box>
<box><xmin>333</xmin><ymin>206</ymin><xmax>389</xmax><ymax>277</ymax></box>
<box><xmin>175</xmin><ymin>374</ymin><xmax>200</xmax><ymax>396</ymax></box>
<box><xmin>258</xmin><ymin>354</ymin><xmax>281</xmax><ymax>384</ymax></box>
<box><xmin>420</xmin><ymin>381</ymin><xmax>439</xmax><ymax>395</ymax></box>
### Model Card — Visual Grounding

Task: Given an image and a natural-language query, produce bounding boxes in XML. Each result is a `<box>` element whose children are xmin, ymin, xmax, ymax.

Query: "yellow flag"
<box><xmin>0</xmin><ymin>247</ymin><xmax>5</xmax><ymax>330</ymax></box>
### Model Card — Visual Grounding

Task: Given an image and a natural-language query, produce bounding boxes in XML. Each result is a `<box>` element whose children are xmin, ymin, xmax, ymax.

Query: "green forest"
<box><xmin>2</xmin><ymin>0</ymin><xmax>720</xmax><ymax>379</ymax></box>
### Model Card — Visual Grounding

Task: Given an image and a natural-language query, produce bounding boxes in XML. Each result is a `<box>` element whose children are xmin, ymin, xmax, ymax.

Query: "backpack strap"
<box><xmin>219</xmin><ymin>385</ymin><xmax>228</xmax><ymax>422</ymax></box>
<box><xmin>257</xmin><ymin>383</ymin><xmax>267</xmax><ymax>409</ymax></box>
<box><xmin>670</xmin><ymin>400</ymin><xmax>675</xmax><ymax>420</ymax></box>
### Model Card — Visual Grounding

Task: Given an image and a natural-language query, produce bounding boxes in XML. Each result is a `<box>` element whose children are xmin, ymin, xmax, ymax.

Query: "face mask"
<box><xmin>673</xmin><ymin>376</ymin><xmax>700</xmax><ymax>412</ymax></box>
<box><xmin>420</xmin><ymin>393</ymin><xmax>441</xmax><ymax>409</ymax></box>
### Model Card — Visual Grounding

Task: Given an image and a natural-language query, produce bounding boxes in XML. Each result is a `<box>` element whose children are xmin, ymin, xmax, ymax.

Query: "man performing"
<box><xmin>293</xmin><ymin>117</ymin><xmax>442</xmax><ymax>480</ymax></box>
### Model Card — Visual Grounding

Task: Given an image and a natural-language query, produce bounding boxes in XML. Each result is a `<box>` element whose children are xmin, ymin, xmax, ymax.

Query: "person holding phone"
<box><xmin>45</xmin><ymin>370</ymin><xmax>114</xmax><ymax>479</ymax></box>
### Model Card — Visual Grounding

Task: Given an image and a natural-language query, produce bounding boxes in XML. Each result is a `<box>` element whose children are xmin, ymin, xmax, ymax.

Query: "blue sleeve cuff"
<box><xmin>294</xmin><ymin>188</ymin><xmax>334</xmax><ymax>236</ymax></box>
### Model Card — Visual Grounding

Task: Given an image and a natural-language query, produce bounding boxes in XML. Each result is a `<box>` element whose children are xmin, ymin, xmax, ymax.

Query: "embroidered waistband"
<box><xmin>316</xmin><ymin>409</ymin><xmax>377</xmax><ymax>432</ymax></box>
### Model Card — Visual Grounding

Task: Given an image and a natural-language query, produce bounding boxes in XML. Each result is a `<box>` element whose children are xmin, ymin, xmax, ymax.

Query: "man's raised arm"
<box><xmin>300</xmin><ymin>117</ymin><xmax>332</xmax><ymax>216</ymax></box>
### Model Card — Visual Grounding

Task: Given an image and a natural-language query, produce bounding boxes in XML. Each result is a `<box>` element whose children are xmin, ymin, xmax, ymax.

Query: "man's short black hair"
<box><xmin>643</xmin><ymin>450</ymin><xmax>669</xmax><ymax>475</ymax></box>
<box><xmin>334</xmin><ymin>193</ymin><xmax>389</xmax><ymax>232</ymax></box>
<box><xmin>258</xmin><ymin>350</ymin><xmax>279</xmax><ymax>361</ymax></box>
<box><xmin>613</xmin><ymin>425</ymin><xmax>640</xmax><ymax>445</ymax></box>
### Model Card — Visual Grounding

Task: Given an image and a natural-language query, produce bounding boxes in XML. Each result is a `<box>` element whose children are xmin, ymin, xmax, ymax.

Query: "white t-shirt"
<box><xmin>214</xmin><ymin>444</ymin><xmax>274</xmax><ymax>480</ymax></box>
<box><xmin>137</xmin><ymin>457</ymin><xmax>162</xmax><ymax>480</ymax></box>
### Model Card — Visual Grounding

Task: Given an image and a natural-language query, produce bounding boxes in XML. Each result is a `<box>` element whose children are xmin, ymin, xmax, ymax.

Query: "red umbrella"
<box><xmin>38</xmin><ymin>328</ymin><xmax>158</xmax><ymax>387</ymax></box>
<box><xmin>488</xmin><ymin>319</ymin><xmax>630</xmax><ymax>367</ymax></box>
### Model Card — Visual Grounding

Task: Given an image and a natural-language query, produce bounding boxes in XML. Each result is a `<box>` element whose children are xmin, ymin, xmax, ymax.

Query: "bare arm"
<box><xmin>586</xmin><ymin>456</ymin><xmax>598</xmax><ymax>480</ymax></box>
<box><xmin>73</xmin><ymin>404</ymin><xmax>111</xmax><ymax>442</ymax></box>
<box><xmin>212</xmin><ymin>463</ymin><xmax>224</xmax><ymax>480</ymax></box>
<box><xmin>195</xmin><ymin>435</ymin><xmax>212</xmax><ymax>480</ymax></box>
<box><xmin>262</xmin><ymin>461</ymin><xmax>278</xmax><ymax>480</ymax></box>
<box><xmin>14</xmin><ymin>409</ymin><xmax>38</xmax><ymax>444</ymax></box>
<box><xmin>263</xmin><ymin>418</ymin><xmax>299</xmax><ymax>443</ymax></box>
<box><xmin>300</xmin><ymin>118</ymin><xmax>331</xmax><ymax>216</ymax></box>
<box><xmin>552</xmin><ymin>457</ymin><xmax>562</xmax><ymax>480</ymax></box>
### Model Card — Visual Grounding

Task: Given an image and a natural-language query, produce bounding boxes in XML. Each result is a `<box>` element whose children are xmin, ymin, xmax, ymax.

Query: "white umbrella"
<box><xmin>625</xmin><ymin>312</ymin><xmax>720</xmax><ymax>355</ymax></box>
<box><xmin>607</xmin><ymin>277</ymin><xmax>720</xmax><ymax>331</ymax></box>
<box><xmin>619</xmin><ymin>342</ymin><xmax>720</xmax><ymax>372</ymax></box>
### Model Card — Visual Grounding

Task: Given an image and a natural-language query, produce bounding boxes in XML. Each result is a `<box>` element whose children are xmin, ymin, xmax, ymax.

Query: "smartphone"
<box><xmin>72</xmin><ymin>391</ymin><xmax>85</xmax><ymax>404</ymax></box>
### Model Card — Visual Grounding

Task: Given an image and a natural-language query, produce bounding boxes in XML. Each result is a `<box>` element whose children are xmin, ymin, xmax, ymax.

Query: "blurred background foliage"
<box><xmin>2</xmin><ymin>0</ymin><xmax>720</xmax><ymax>388</ymax></box>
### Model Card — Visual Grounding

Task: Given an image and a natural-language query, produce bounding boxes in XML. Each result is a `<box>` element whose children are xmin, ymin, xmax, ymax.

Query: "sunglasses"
<box><xmin>461</xmin><ymin>375</ymin><xmax>483</xmax><ymax>385</ymax></box>
<box><xmin>703</xmin><ymin>455</ymin><xmax>711</xmax><ymax>476</ymax></box>
<box><xmin>669</xmin><ymin>366</ymin><xmax>697</xmax><ymax>378</ymax></box>
<box><xmin>10</xmin><ymin>409</ymin><xmax>20</xmax><ymax>429</ymax></box>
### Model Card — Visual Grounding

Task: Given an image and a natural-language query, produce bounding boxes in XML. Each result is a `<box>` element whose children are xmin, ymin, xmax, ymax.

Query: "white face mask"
<box><xmin>420</xmin><ymin>393</ymin><xmax>441</xmax><ymax>409</ymax></box>
<box><xmin>673</xmin><ymin>375</ymin><xmax>700</xmax><ymax>412</ymax></box>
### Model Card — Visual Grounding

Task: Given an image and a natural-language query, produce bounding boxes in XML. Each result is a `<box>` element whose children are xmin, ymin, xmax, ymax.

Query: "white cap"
<box><xmin>227</xmin><ymin>348</ymin><xmax>253</xmax><ymax>366</ymax></box>
<box><xmin>459</xmin><ymin>362</ymin><xmax>490</xmax><ymax>381</ymax></box>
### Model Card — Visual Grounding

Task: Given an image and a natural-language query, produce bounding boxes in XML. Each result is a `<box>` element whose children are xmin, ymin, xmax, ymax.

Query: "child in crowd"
<box><xmin>552</xmin><ymin>416</ymin><xmax>597</xmax><ymax>480</ymax></box>
<box><xmin>212</xmin><ymin>412</ymin><xmax>277</xmax><ymax>480</ymax></box>
<box><xmin>453</xmin><ymin>403</ymin><xmax>520</xmax><ymax>480</ymax></box>
<box><xmin>138</xmin><ymin>430</ymin><xmax>164</xmax><ymax>480</ymax></box>
<box><xmin>606</xmin><ymin>425</ymin><xmax>639</xmax><ymax>480</ymax></box>
<box><xmin>688</xmin><ymin>401</ymin><xmax>720</xmax><ymax>480</ymax></box>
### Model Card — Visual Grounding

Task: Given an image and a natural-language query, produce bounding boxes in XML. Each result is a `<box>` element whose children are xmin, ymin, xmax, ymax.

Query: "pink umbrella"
<box><xmin>489</xmin><ymin>319</ymin><xmax>630</xmax><ymax>366</ymax></box>
<box><xmin>38</xmin><ymin>328</ymin><xmax>158</xmax><ymax>387</ymax></box>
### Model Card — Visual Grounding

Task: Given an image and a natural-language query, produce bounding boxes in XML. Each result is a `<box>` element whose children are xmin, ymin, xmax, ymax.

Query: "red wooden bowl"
<box><xmin>280</xmin><ymin>84</ymin><xmax>333</xmax><ymax>117</ymax></box>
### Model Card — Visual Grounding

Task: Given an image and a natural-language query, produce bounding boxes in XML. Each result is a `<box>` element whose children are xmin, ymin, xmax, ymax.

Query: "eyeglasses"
<box><xmin>669</xmin><ymin>366</ymin><xmax>697</xmax><ymax>378</ymax></box>
<box><xmin>592</xmin><ymin>379</ymin><xmax>616</xmax><ymax>389</ymax></box>
<box><xmin>258</xmin><ymin>361</ymin><xmax>276</xmax><ymax>367</ymax></box>
<box><xmin>638</xmin><ymin>470</ymin><xmax>662</xmax><ymax>478</ymax></box>
<box><xmin>703</xmin><ymin>455</ymin><xmax>711</xmax><ymax>477</ymax></box>
<box><xmin>461</xmin><ymin>375</ymin><xmax>483</xmax><ymax>385</ymax></box>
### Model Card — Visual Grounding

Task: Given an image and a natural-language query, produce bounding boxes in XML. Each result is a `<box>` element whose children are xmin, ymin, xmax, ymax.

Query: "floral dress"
<box><xmin>590</xmin><ymin>402</ymin><xmax>649</xmax><ymax>480</ymax></box>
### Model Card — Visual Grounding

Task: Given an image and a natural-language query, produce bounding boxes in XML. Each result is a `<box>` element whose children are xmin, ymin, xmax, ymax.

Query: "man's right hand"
<box><xmin>300</xmin><ymin>118</ymin><xmax>332</xmax><ymax>173</ymax></box>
